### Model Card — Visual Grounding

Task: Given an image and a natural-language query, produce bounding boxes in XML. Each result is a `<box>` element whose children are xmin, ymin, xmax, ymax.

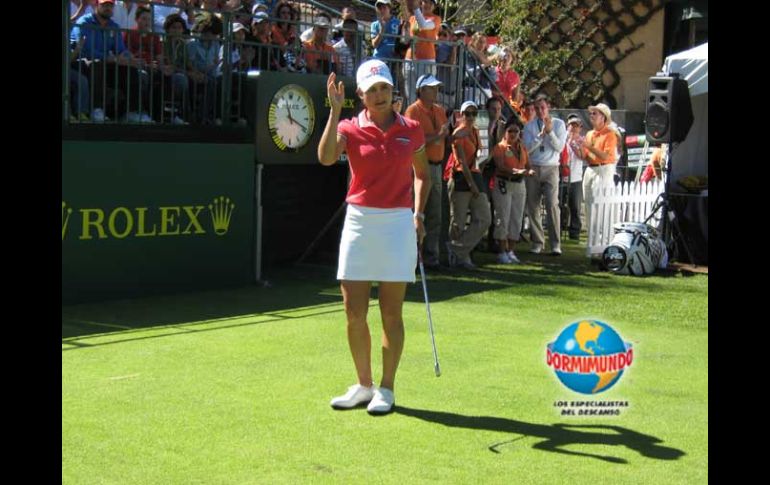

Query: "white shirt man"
<box><xmin>332</xmin><ymin>19</ymin><xmax>358</xmax><ymax>77</ymax></box>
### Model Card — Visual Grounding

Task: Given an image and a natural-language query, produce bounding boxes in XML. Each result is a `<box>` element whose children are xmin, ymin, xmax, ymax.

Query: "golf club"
<box><xmin>417</xmin><ymin>247</ymin><xmax>441</xmax><ymax>377</ymax></box>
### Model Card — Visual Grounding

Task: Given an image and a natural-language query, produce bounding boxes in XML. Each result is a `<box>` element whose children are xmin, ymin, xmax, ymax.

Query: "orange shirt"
<box><xmin>404</xmin><ymin>100</ymin><xmax>447</xmax><ymax>162</ymax></box>
<box><xmin>451</xmin><ymin>127</ymin><xmax>480</xmax><ymax>173</ymax></box>
<box><xmin>302</xmin><ymin>40</ymin><xmax>338</xmax><ymax>74</ymax></box>
<box><xmin>492</xmin><ymin>141</ymin><xmax>529</xmax><ymax>172</ymax></box>
<box><xmin>405</xmin><ymin>14</ymin><xmax>441</xmax><ymax>60</ymax></box>
<box><xmin>271</xmin><ymin>24</ymin><xmax>296</xmax><ymax>46</ymax></box>
<box><xmin>583</xmin><ymin>126</ymin><xmax>618</xmax><ymax>166</ymax></box>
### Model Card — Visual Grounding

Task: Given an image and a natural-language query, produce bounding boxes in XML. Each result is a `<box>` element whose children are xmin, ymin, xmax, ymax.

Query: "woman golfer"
<box><xmin>318</xmin><ymin>59</ymin><xmax>431</xmax><ymax>415</ymax></box>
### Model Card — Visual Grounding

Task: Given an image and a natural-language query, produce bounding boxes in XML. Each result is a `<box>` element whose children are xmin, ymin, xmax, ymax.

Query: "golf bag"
<box><xmin>602</xmin><ymin>222</ymin><xmax>668</xmax><ymax>275</ymax></box>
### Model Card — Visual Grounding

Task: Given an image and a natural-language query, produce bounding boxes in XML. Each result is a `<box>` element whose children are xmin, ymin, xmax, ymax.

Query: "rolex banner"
<box><xmin>62</xmin><ymin>141</ymin><xmax>256</xmax><ymax>303</ymax></box>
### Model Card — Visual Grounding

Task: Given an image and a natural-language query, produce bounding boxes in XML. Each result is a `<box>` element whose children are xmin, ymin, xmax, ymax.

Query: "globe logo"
<box><xmin>546</xmin><ymin>320</ymin><xmax>633</xmax><ymax>394</ymax></box>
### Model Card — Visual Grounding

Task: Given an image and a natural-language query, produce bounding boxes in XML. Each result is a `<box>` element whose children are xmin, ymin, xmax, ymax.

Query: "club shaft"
<box><xmin>417</xmin><ymin>257</ymin><xmax>440</xmax><ymax>371</ymax></box>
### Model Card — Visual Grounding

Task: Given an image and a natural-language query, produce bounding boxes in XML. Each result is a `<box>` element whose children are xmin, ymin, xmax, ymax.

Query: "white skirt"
<box><xmin>337</xmin><ymin>204</ymin><xmax>417</xmax><ymax>282</ymax></box>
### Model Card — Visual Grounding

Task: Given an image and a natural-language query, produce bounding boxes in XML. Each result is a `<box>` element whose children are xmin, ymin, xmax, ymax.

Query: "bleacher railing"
<box><xmin>64</xmin><ymin>0</ymin><xmax>507</xmax><ymax>127</ymax></box>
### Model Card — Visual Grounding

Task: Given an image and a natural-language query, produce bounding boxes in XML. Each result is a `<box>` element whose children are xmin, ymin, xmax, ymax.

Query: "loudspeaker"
<box><xmin>645</xmin><ymin>75</ymin><xmax>694</xmax><ymax>143</ymax></box>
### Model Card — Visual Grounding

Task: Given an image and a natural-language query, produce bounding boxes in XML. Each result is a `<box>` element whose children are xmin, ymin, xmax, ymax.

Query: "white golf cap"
<box><xmin>416</xmin><ymin>74</ymin><xmax>442</xmax><ymax>90</ymax></box>
<box><xmin>251</xmin><ymin>2</ymin><xmax>268</xmax><ymax>14</ymax></box>
<box><xmin>252</xmin><ymin>11</ymin><xmax>269</xmax><ymax>24</ymax></box>
<box><xmin>356</xmin><ymin>59</ymin><xmax>394</xmax><ymax>92</ymax></box>
<box><xmin>315</xmin><ymin>16</ymin><xmax>331</xmax><ymax>28</ymax></box>
<box><xmin>460</xmin><ymin>100</ymin><xmax>478</xmax><ymax>112</ymax></box>
<box><xmin>375</xmin><ymin>0</ymin><xmax>392</xmax><ymax>5</ymax></box>
<box><xmin>566</xmin><ymin>113</ymin><xmax>582</xmax><ymax>125</ymax></box>
<box><xmin>232</xmin><ymin>22</ymin><xmax>247</xmax><ymax>34</ymax></box>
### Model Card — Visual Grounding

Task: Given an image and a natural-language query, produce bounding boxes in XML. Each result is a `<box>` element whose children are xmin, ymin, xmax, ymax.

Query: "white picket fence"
<box><xmin>586</xmin><ymin>180</ymin><xmax>664</xmax><ymax>256</ymax></box>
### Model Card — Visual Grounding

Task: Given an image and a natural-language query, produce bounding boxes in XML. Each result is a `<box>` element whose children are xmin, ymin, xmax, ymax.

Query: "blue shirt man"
<box><xmin>370</xmin><ymin>0</ymin><xmax>401</xmax><ymax>60</ymax></box>
<box><xmin>70</xmin><ymin>11</ymin><xmax>127</xmax><ymax>60</ymax></box>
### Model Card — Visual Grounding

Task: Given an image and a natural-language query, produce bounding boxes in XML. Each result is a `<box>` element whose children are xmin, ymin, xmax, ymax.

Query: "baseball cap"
<box><xmin>356</xmin><ymin>59</ymin><xmax>394</xmax><ymax>92</ymax></box>
<box><xmin>252</xmin><ymin>11</ymin><xmax>269</xmax><ymax>24</ymax></box>
<box><xmin>566</xmin><ymin>113</ymin><xmax>582</xmax><ymax>125</ymax></box>
<box><xmin>460</xmin><ymin>100</ymin><xmax>478</xmax><ymax>113</ymax></box>
<box><xmin>416</xmin><ymin>74</ymin><xmax>442</xmax><ymax>90</ymax></box>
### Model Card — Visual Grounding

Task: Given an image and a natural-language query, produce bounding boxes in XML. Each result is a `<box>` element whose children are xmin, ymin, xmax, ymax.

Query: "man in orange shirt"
<box><xmin>402</xmin><ymin>0</ymin><xmax>441</xmax><ymax>104</ymax></box>
<box><xmin>405</xmin><ymin>74</ymin><xmax>450</xmax><ymax>268</ymax></box>
<box><xmin>577</xmin><ymin>102</ymin><xmax>618</xmax><ymax>244</ymax></box>
<box><xmin>302</xmin><ymin>16</ymin><xmax>338</xmax><ymax>74</ymax></box>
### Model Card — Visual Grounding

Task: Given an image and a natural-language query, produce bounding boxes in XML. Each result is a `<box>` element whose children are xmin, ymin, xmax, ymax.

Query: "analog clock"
<box><xmin>267</xmin><ymin>84</ymin><xmax>316</xmax><ymax>151</ymax></box>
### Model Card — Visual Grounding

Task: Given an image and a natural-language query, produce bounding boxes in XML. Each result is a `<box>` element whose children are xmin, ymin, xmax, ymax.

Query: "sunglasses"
<box><xmin>506</xmin><ymin>129</ymin><xmax>520</xmax><ymax>134</ymax></box>
<box><xmin>463</xmin><ymin>111</ymin><xmax>478</xmax><ymax>117</ymax></box>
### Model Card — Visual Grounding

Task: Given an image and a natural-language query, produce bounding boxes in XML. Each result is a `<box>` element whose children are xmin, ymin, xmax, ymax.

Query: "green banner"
<box><xmin>62</xmin><ymin>141</ymin><xmax>256</xmax><ymax>303</ymax></box>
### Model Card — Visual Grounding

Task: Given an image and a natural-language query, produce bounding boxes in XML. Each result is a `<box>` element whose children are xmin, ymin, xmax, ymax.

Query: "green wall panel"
<box><xmin>62</xmin><ymin>141</ymin><xmax>256</xmax><ymax>303</ymax></box>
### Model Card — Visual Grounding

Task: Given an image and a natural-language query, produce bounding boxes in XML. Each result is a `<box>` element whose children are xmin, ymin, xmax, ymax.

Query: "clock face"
<box><xmin>268</xmin><ymin>84</ymin><xmax>316</xmax><ymax>151</ymax></box>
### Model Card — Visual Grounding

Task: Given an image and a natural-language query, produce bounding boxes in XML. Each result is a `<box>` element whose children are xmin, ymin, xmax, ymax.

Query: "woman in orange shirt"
<box><xmin>491</xmin><ymin>119</ymin><xmax>535</xmax><ymax>264</ymax></box>
<box><xmin>271</xmin><ymin>1</ymin><xmax>297</xmax><ymax>47</ymax></box>
<box><xmin>446</xmin><ymin>100</ymin><xmax>492</xmax><ymax>270</ymax></box>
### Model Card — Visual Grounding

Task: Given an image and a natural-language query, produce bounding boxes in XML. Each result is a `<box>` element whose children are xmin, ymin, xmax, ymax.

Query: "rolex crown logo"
<box><xmin>62</xmin><ymin>201</ymin><xmax>73</xmax><ymax>240</ymax></box>
<box><xmin>209</xmin><ymin>196</ymin><xmax>235</xmax><ymax>236</ymax></box>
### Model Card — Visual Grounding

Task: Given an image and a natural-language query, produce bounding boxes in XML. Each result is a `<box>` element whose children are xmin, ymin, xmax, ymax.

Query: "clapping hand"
<box><xmin>543</xmin><ymin>115</ymin><xmax>553</xmax><ymax>133</ymax></box>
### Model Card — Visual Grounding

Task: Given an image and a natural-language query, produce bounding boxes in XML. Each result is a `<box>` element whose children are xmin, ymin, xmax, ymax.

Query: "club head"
<box><xmin>434</xmin><ymin>362</ymin><xmax>441</xmax><ymax>377</ymax></box>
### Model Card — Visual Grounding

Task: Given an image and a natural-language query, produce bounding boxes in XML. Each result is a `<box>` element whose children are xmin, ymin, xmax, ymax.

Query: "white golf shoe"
<box><xmin>367</xmin><ymin>387</ymin><xmax>395</xmax><ymax>415</ymax></box>
<box><xmin>330</xmin><ymin>384</ymin><xmax>375</xmax><ymax>409</ymax></box>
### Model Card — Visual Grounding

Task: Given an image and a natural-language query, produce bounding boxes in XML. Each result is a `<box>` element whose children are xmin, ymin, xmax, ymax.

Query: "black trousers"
<box><xmin>560</xmin><ymin>181</ymin><xmax>583</xmax><ymax>238</ymax></box>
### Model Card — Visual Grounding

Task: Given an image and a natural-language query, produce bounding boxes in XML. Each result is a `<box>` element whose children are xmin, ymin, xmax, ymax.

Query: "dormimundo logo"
<box><xmin>61</xmin><ymin>196</ymin><xmax>236</xmax><ymax>240</ymax></box>
<box><xmin>546</xmin><ymin>320</ymin><xmax>634</xmax><ymax>394</ymax></box>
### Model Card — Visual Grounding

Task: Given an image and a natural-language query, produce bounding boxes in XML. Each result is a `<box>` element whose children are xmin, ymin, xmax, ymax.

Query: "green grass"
<box><xmin>62</xmin><ymin>239</ymin><xmax>708</xmax><ymax>484</ymax></box>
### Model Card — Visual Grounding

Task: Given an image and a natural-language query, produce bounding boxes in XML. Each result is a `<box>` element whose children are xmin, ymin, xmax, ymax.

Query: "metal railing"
<box><xmin>63</xmin><ymin>0</ymin><xmax>514</xmax><ymax>127</ymax></box>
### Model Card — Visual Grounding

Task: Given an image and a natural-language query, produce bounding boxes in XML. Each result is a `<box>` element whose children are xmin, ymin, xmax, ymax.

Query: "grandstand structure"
<box><xmin>62</xmin><ymin>0</ymin><xmax>501</xmax><ymax>303</ymax></box>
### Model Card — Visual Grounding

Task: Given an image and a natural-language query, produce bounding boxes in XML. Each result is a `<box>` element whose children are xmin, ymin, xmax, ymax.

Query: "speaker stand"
<box><xmin>643</xmin><ymin>143</ymin><xmax>699</xmax><ymax>270</ymax></box>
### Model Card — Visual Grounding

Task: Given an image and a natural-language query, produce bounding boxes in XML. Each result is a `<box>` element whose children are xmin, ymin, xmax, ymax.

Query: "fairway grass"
<box><xmin>63</xmin><ymin>241</ymin><xmax>707</xmax><ymax>484</ymax></box>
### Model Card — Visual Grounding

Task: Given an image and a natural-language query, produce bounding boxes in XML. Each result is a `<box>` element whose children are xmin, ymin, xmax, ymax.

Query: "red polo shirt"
<box><xmin>338</xmin><ymin>111</ymin><xmax>426</xmax><ymax>208</ymax></box>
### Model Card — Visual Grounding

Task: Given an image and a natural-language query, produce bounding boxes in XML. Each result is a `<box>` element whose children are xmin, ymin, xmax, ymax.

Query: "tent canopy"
<box><xmin>663</xmin><ymin>42</ymin><xmax>708</xmax><ymax>97</ymax></box>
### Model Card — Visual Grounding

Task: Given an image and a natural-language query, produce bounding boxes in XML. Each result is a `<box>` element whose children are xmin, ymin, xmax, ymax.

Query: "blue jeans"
<box><xmin>167</xmin><ymin>72</ymin><xmax>190</xmax><ymax>120</ymax></box>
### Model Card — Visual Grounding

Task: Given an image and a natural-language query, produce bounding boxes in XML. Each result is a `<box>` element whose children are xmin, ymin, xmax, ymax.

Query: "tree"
<box><xmin>457</xmin><ymin>0</ymin><xmax>666</xmax><ymax>108</ymax></box>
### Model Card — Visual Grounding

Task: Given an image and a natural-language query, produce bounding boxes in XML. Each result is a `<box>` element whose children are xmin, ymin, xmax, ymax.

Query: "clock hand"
<box><xmin>292</xmin><ymin>119</ymin><xmax>307</xmax><ymax>131</ymax></box>
<box><xmin>286</xmin><ymin>103</ymin><xmax>295</xmax><ymax>124</ymax></box>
